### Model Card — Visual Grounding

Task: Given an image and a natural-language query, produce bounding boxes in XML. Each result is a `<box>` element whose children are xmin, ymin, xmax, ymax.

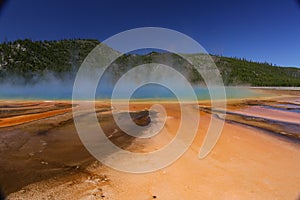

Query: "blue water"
<box><xmin>263</xmin><ymin>104</ymin><xmax>300</xmax><ymax>114</ymax></box>
<box><xmin>130</xmin><ymin>85</ymin><xmax>261</xmax><ymax>100</ymax></box>
<box><xmin>0</xmin><ymin>83</ymin><xmax>261</xmax><ymax>100</ymax></box>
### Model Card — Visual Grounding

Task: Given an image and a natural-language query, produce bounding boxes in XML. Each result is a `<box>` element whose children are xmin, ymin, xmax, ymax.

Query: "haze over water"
<box><xmin>0</xmin><ymin>84</ymin><xmax>260</xmax><ymax>100</ymax></box>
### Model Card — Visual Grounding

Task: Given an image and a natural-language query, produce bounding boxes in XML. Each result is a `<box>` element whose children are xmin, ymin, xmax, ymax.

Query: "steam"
<box><xmin>0</xmin><ymin>48</ymin><xmax>258</xmax><ymax>100</ymax></box>
<box><xmin>0</xmin><ymin>72</ymin><xmax>74</xmax><ymax>99</ymax></box>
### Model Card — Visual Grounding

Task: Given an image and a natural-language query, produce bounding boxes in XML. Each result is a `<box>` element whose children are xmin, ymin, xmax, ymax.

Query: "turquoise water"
<box><xmin>0</xmin><ymin>83</ymin><xmax>261</xmax><ymax>100</ymax></box>
<box><xmin>130</xmin><ymin>85</ymin><xmax>260</xmax><ymax>100</ymax></box>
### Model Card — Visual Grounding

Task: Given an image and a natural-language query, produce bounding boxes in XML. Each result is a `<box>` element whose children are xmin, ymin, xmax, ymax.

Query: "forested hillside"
<box><xmin>0</xmin><ymin>39</ymin><xmax>299</xmax><ymax>86</ymax></box>
<box><xmin>214</xmin><ymin>56</ymin><xmax>300</xmax><ymax>86</ymax></box>
<box><xmin>0</xmin><ymin>39</ymin><xmax>99</xmax><ymax>84</ymax></box>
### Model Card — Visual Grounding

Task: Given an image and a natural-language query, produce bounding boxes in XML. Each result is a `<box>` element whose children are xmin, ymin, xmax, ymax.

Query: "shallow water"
<box><xmin>0</xmin><ymin>85</ymin><xmax>261</xmax><ymax>100</ymax></box>
<box><xmin>263</xmin><ymin>104</ymin><xmax>300</xmax><ymax>114</ymax></box>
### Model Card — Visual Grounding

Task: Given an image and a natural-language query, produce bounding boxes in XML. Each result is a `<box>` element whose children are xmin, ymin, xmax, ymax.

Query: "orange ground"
<box><xmin>1</xmin><ymin>96</ymin><xmax>300</xmax><ymax>200</ymax></box>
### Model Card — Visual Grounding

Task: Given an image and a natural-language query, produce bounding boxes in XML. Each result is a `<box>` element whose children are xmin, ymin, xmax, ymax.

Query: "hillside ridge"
<box><xmin>0</xmin><ymin>39</ymin><xmax>299</xmax><ymax>86</ymax></box>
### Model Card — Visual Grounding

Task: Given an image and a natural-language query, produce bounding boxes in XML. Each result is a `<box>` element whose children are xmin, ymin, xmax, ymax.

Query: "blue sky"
<box><xmin>0</xmin><ymin>0</ymin><xmax>299</xmax><ymax>67</ymax></box>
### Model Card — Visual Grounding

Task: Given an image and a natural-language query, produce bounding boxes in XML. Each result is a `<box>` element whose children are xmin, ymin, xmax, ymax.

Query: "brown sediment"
<box><xmin>0</xmin><ymin>101</ymin><xmax>76</xmax><ymax>126</ymax></box>
<box><xmin>1</xmin><ymin>93</ymin><xmax>300</xmax><ymax>199</ymax></box>
<box><xmin>250</xmin><ymin>87</ymin><xmax>300</xmax><ymax>96</ymax></box>
<box><xmin>216</xmin><ymin>111</ymin><xmax>300</xmax><ymax>140</ymax></box>
<box><xmin>199</xmin><ymin>97</ymin><xmax>300</xmax><ymax>141</ymax></box>
<box><xmin>0</xmin><ymin>100</ymin><xmax>151</xmax><ymax>195</ymax></box>
<box><xmin>0</xmin><ymin>108</ymin><xmax>72</xmax><ymax>128</ymax></box>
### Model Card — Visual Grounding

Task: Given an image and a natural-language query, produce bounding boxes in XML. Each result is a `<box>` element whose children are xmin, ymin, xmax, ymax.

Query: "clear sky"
<box><xmin>0</xmin><ymin>0</ymin><xmax>299</xmax><ymax>67</ymax></box>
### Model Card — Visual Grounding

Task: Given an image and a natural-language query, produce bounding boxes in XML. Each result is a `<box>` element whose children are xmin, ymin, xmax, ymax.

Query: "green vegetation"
<box><xmin>214</xmin><ymin>56</ymin><xmax>300</xmax><ymax>86</ymax></box>
<box><xmin>0</xmin><ymin>39</ymin><xmax>299</xmax><ymax>86</ymax></box>
<box><xmin>0</xmin><ymin>39</ymin><xmax>99</xmax><ymax>84</ymax></box>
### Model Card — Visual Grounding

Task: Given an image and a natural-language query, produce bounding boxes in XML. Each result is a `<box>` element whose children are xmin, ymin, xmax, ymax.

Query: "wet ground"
<box><xmin>1</xmin><ymin>88</ymin><xmax>300</xmax><ymax>198</ymax></box>
<box><xmin>0</xmin><ymin>101</ymin><xmax>150</xmax><ymax>195</ymax></box>
<box><xmin>198</xmin><ymin>97</ymin><xmax>300</xmax><ymax>142</ymax></box>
